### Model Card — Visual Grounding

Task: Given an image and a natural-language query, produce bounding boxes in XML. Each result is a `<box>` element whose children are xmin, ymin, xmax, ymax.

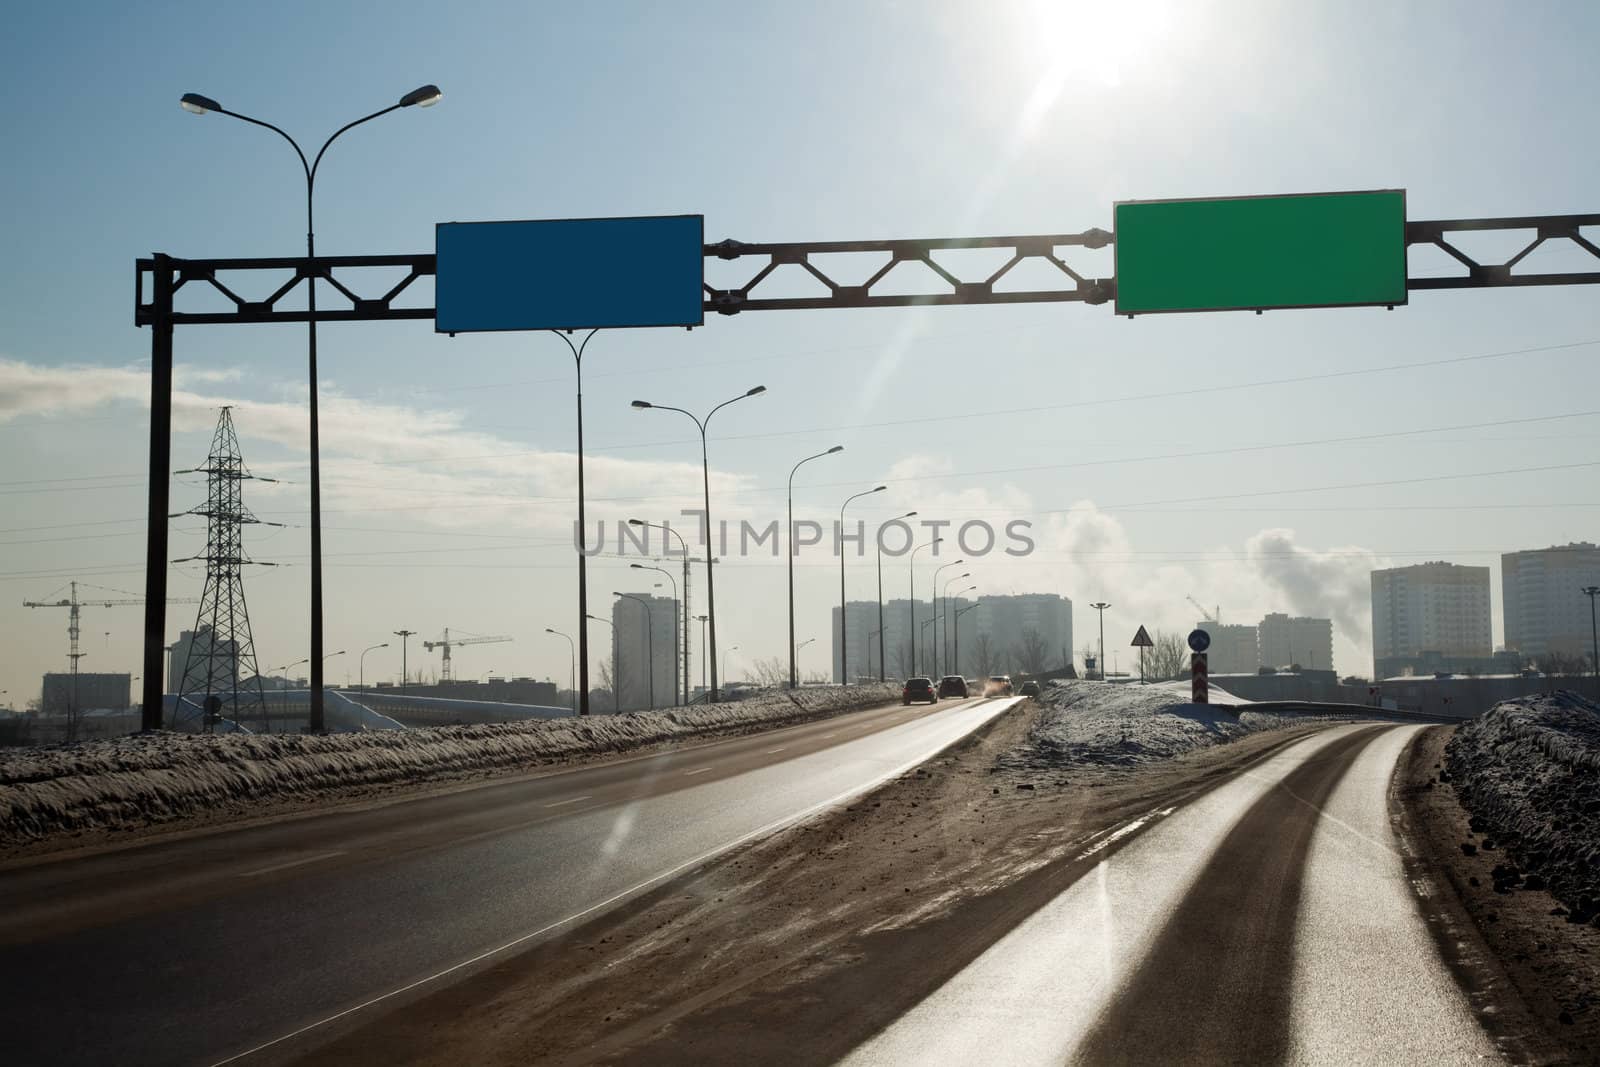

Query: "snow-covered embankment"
<box><xmin>0</xmin><ymin>684</ymin><xmax>899</xmax><ymax>850</ymax></box>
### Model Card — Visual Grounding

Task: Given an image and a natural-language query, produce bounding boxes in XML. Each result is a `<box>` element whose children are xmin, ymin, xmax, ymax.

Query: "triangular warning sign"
<box><xmin>1131</xmin><ymin>625</ymin><xmax>1154</xmax><ymax>647</ymax></box>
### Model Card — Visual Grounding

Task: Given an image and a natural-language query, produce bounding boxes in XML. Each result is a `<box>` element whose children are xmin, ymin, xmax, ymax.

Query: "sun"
<box><xmin>1017</xmin><ymin>0</ymin><xmax>1185</xmax><ymax>90</ymax></box>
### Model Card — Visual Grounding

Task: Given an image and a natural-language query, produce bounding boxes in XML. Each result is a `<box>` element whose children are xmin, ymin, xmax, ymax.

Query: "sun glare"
<box><xmin>1020</xmin><ymin>0</ymin><xmax>1183</xmax><ymax>90</ymax></box>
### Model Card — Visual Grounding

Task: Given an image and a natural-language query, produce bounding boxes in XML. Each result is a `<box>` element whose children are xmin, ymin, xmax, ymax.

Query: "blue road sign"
<box><xmin>435</xmin><ymin>214</ymin><xmax>705</xmax><ymax>333</ymax></box>
<box><xmin>1187</xmin><ymin>628</ymin><xmax>1211</xmax><ymax>653</ymax></box>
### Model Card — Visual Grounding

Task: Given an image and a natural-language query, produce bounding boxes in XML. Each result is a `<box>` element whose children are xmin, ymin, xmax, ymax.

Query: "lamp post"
<box><xmin>937</xmin><ymin>571</ymin><xmax>971</xmax><ymax>676</ymax></box>
<box><xmin>630</xmin><ymin>519</ymin><xmax>692</xmax><ymax>706</ymax></box>
<box><xmin>956</xmin><ymin>599</ymin><xmax>980</xmax><ymax>679</ymax></box>
<box><xmin>632</xmin><ymin>563</ymin><xmax>680</xmax><ymax>706</ymax></box>
<box><xmin>930</xmin><ymin>559</ymin><xmax>965</xmax><ymax>677</ymax></box>
<box><xmin>796</xmin><ymin>636</ymin><xmax>816</xmax><ymax>683</ymax></box>
<box><xmin>357</xmin><ymin>643</ymin><xmax>387</xmax><ymax>704</ymax></box>
<box><xmin>723</xmin><ymin>645</ymin><xmax>740</xmax><ymax>690</ymax></box>
<box><xmin>838</xmin><ymin>485</ymin><xmax>886</xmax><ymax>684</ymax></box>
<box><xmin>615</xmin><ymin>593</ymin><xmax>656</xmax><ymax>711</ymax></box>
<box><xmin>585</xmin><ymin>614</ymin><xmax>619</xmax><ymax>713</ymax></box>
<box><xmin>908</xmin><ymin>537</ymin><xmax>943</xmax><ymax>677</ymax></box>
<box><xmin>393</xmin><ymin>630</ymin><xmax>416</xmax><ymax>693</ymax></box>
<box><xmin>785</xmin><ymin>446</ymin><xmax>844</xmax><ymax>689</ymax></box>
<box><xmin>180</xmin><ymin>85</ymin><xmax>441</xmax><ymax>733</ymax></box>
<box><xmin>545</xmin><ymin>629</ymin><xmax>576</xmax><ymax>714</ymax></box>
<box><xmin>868</xmin><ymin>630</ymin><xmax>881</xmax><ymax>678</ymax></box>
<box><xmin>632</xmin><ymin>385</ymin><xmax>766</xmax><ymax>702</ymax></box>
<box><xmin>1584</xmin><ymin>586</ymin><xmax>1600</xmax><ymax>699</ymax></box>
<box><xmin>272</xmin><ymin>658</ymin><xmax>308</xmax><ymax>734</ymax></box>
<box><xmin>920</xmin><ymin>617</ymin><xmax>937</xmax><ymax>671</ymax></box>
<box><xmin>546</xmin><ymin>330</ymin><xmax>603</xmax><ymax>715</ymax></box>
<box><xmin>1090</xmin><ymin>602</ymin><xmax>1111</xmax><ymax>681</ymax></box>
<box><xmin>878</xmin><ymin>511</ymin><xmax>917</xmax><ymax>681</ymax></box>
<box><xmin>694</xmin><ymin>614</ymin><xmax>709</xmax><ymax>697</ymax></box>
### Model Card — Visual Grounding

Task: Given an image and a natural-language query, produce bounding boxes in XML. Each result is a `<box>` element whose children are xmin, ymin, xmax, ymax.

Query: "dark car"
<box><xmin>1019</xmin><ymin>680</ymin><xmax>1041</xmax><ymax>697</ymax></box>
<box><xmin>902</xmin><ymin>677</ymin><xmax>938</xmax><ymax>704</ymax></box>
<box><xmin>938</xmin><ymin>675</ymin><xmax>968</xmax><ymax>698</ymax></box>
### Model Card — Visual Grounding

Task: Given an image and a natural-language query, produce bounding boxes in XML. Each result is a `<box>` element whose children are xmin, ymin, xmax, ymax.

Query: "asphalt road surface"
<box><xmin>844</xmin><ymin>723</ymin><xmax>1500</xmax><ymax>1065</ymax></box>
<box><xmin>0</xmin><ymin>694</ymin><xmax>1020</xmax><ymax>1066</ymax></box>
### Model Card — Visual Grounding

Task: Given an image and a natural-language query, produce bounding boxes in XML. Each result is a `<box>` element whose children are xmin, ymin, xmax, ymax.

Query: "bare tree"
<box><xmin>1015</xmin><ymin>628</ymin><xmax>1048</xmax><ymax>675</ymax></box>
<box><xmin>975</xmin><ymin>634</ymin><xmax>996</xmax><ymax>678</ymax></box>
<box><xmin>749</xmin><ymin>656</ymin><xmax>787</xmax><ymax>688</ymax></box>
<box><xmin>1143</xmin><ymin>630</ymin><xmax>1190</xmax><ymax>681</ymax></box>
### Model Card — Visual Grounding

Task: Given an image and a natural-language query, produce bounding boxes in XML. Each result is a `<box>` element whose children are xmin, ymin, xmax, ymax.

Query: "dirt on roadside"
<box><xmin>301</xmin><ymin>701</ymin><xmax>1333</xmax><ymax>1066</ymax></box>
<box><xmin>1393</xmin><ymin>724</ymin><xmax>1600</xmax><ymax>1064</ymax></box>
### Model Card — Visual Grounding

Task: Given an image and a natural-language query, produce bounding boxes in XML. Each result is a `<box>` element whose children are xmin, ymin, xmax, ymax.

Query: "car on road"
<box><xmin>937</xmin><ymin>675</ymin><xmax>968</xmax><ymax>698</ymax></box>
<box><xmin>902</xmin><ymin>677</ymin><xmax>938</xmax><ymax>704</ymax></box>
<box><xmin>1019</xmin><ymin>680</ymin><xmax>1041</xmax><ymax>697</ymax></box>
<box><xmin>984</xmin><ymin>674</ymin><xmax>1013</xmax><ymax>697</ymax></box>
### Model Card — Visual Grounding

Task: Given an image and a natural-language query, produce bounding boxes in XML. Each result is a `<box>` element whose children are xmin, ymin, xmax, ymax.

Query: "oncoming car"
<box><xmin>1019</xmin><ymin>680</ymin><xmax>1041</xmax><ymax>697</ymax></box>
<box><xmin>984</xmin><ymin>675</ymin><xmax>1013</xmax><ymax>697</ymax></box>
<box><xmin>937</xmin><ymin>675</ymin><xmax>968</xmax><ymax>699</ymax></box>
<box><xmin>902</xmin><ymin>677</ymin><xmax>938</xmax><ymax>704</ymax></box>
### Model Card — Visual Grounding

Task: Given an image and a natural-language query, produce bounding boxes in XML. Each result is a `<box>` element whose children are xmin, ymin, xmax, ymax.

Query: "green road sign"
<box><xmin>1114</xmin><ymin>190</ymin><xmax>1407</xmax><ymax>315</ymax></box>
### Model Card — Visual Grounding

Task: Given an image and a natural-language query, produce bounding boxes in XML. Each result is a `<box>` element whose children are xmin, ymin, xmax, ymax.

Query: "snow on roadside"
<box><xmin>1445</xmin><ymin>690</ymin><xmax>1600</xmax><ymax>916</ymax></box>
<box><xmin>1016</xmin><ymin>679</ymin><xmax>1324</xmax><ymax>768</ymax></box>
<box><xmin>0</xmin><ymin>683</ymin><xmax>899</xmax><ymax>850</ymax></box>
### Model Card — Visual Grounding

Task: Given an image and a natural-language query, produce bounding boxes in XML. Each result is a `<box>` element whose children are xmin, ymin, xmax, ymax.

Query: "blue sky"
<box><xmin>3</xmin><ymin>0</ymin><xmax>1598</xmax><ymax>700</ymax></box>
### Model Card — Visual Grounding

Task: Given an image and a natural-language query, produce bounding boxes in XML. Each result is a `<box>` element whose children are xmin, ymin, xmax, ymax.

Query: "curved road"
<box><xmin>0</xmin><ymin>694</ymin><xmax>1020</xmax><ymax>1066</ymax></box>
<box><xmin>844</xmin><ymin>724</ymin><xmax>1500</xmax><ymax>1065</ymax></box>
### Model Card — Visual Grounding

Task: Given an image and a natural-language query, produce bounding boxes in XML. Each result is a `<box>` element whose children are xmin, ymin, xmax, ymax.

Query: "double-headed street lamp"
<box><xmin>632</xmin><ymin>563</ymin><xmax>680</xmax><ymax>706</ymax></box>
<box><xmin>838</xmin><ymin>485</ymin><xmax>886</xmax><ymax>684</ymax></box>
<box><xmin>1090</xmin><ymin>602</ymin><xmax>1112</xmax><ymax>681</ymax></box>
<box><xmin>930</xmin><ymin>559</ymin><xmax>966</xmax><ymax>677</ymax></box>
<box><xmin>908</xmin><ymin>537</ymin><xmax>943</xmax><ymax>676</ymax></box>
<box><xmin>614</xmin><ymin>593</ymin><xmax>656</xmax><ymax>710</ymax></box>
<box><xmin>585</xmin><ymin>614</ymin><xmax>619</xmax><ymax>713</ymax></box>
<box><xmin>632</xmin><ymin>386</ymin><xmax>766</xmax><ymax>702</ymax></box>
<box><xmin>545</xmin><ymin>628</ymin><xmax>576</xmax><ymax>714</ymax></box>
<box><xmin>945</xmin><ymin>583</ymin><xmax>976</xmax><ymax>675</ymax></box>
<box><xmin>877</xmin><ymin>511</ymin><xmax>916</xmax><ymax>681</ymax></box>
<box><xmin>787</xmin><ymin>446</ymin><xmax>844</xmax><ymax>688</ymax></box>
<box><xmin>630</xmin><ymin>519</ymin><xmax>692</xmax><ymax>705</ymax></box>
<box><xmin>357</xmin><ymin>643</ymin><xmax>388</xmax><ymax>704</ymax></box>
<box><xmin>955</xmin><ymin>598</ymin><xmax>980</xmax><ymax>678</ymax></box>
<box><xmin>937</xmin><ymin>571</ymin><xmax>970</xmax><ymax>676</ymax></box>
<box><xmin>180</xmin><ymin>85</ymin><xmax>441</xmax><ymax>734</ymax></box>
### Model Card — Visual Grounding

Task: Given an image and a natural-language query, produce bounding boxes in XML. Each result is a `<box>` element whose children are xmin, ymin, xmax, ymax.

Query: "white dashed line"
<box><xmin>238</xmin><ymin>851</ymin><xmax>346</xmax><ymax>878</ymax></box>
<box><xmin>683</xmin><ymin>767</ymin><xmax>710</xmax><ymax>776</ymax></box>
<box><xmin>542</xmin><ymin>795</ymin><xmax>594</xmax><ymax>809</ymax></box>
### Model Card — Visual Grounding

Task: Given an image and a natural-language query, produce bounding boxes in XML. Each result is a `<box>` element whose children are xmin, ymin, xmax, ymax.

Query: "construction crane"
<box><xmin>1186</xmin><ymin>596</ymin><xmax>1220</xmax><ymax>625</ymax></box>
<box><xmin>422</xmin><ymin>628</ymin><xmax>511</xmax><ymax>682</ymax></box>
<box><xmin>25</xmin><ymin>580</ymin><xmax>200</xmax><ymax>677</ymax></box>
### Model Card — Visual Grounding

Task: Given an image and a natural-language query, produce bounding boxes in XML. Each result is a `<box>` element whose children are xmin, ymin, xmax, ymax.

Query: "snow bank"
<box><xmin>0</xmin><ymin>683</ymin><xmax>899</xmax><ymax>850</ymax></box>
<box><xmin>1446</xmin><ymin>690</ymin><xmax>1600</xmax><ymax>916</ymax></box>
<box><xmin>1017</xmin><ymin>679</ymin><xmax>1355</xmax><ymax>768</ymax></box>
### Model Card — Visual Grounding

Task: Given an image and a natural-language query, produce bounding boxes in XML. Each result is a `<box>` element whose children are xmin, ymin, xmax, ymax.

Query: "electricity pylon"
<box><xmin>173</xmin><ymin>407</ymin><xmax>278</xmax><ymax>731</ymax></box>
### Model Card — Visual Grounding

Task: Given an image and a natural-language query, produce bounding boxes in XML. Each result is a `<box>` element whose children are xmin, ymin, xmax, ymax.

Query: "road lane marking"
<box><xmin>683</xmin><ymin>767</ymin><xmax>710</xmax><ymax>776</ymax></box>
<box><xmin>542</xmin><ymin>795</ymin><xmax>594</xmax><ymax>809</ymax></box>
<box><xmin>237</xmin><ymin>850</ymin><xmax>345</xmax><ymax>878</ymax></box>
<box><xmin>210</xmin><ymin>696</ymin><xmax>1026</xmax><ymax>1067</ymax></box>
<box><xmin>765</xmin><ymin>746</ymin><xmax>787</xmax><ymax>754</ymax></box>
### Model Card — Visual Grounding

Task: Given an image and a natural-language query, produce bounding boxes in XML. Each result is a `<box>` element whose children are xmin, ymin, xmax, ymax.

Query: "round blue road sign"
<box><xmin>1187</xmin><ymin>628</ymin><xmax>1211</xmax><ymax>653</ymax></box>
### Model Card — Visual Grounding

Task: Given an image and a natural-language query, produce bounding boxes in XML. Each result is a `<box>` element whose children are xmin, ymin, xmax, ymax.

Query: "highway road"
<box><xmin>844</xmin><ymin>723</ymin><xmax>1500</xmax><ymax>1065</ymax></box>
<box><xmin>0</xmin><ymin>693</ymin><xmax>1020</xmax><ymax>1066</ymax></box>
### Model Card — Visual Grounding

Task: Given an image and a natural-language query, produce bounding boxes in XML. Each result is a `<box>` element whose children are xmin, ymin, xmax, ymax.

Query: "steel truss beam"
<box><xmin>135</xmin><ymin>214</ymin><xmax>1600</xmax><ymax>329</ymax></box>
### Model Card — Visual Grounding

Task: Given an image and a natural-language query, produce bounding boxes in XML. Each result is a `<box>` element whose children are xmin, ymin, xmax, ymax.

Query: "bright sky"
<box><xmin>3</xmin><ymin>0</ymin><xmax>1598</xmax><ymax>703</ymax></box>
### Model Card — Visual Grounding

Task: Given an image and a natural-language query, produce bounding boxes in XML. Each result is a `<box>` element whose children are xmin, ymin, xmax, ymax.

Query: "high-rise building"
<box><xmin>832</xmin><ymin>593</ymin><xmax>1073</xmax><ymax>681</ymax></box>
<box><xmin>611</xmin><ymin>594</ymin><xmax>678</xmax><ymax>710</ymax></box>
<box><xmin>834</xmin><ymin>598</ymin><xmax>930</xmax><ymax>681</ymax></box>
<box><xmin>967</xmin><ymin>594</ymin><xmax>1073</xmax><ymax>677</ymax></box>
<box><xmin>1258</xmin><ymin>613</ymin><xmax>1334</xmax><ymax>672</ymax></box>
<box><xmin>167</xmin><ymin>626</ymin><xmax>237</xmax><ymax>694</ymax></box>
<box><xmin>1370</xmin><ymin>562</ymin><xmax>1492</xmax><ymax>677</ymax></box>
<box><xmin>1502</xmin><ymin>543</ymin><xmax>1600</xmax><ymax>660</ymax></box>
<box><xmin>1194</xmin><ymin>622</ymin><xmax>1259</xmax><ymax>674</ymax></box>
<box><xmin>42</xmin><ymin>672</ymin><xmax>131</xmax><ymax>712</ymax></box>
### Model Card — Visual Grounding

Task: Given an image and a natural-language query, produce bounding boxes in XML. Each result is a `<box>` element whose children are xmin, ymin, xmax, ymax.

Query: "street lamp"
<box><xmin>585</xmin><ymin>614</ymin><xmax>619</xmax><ymax>713</ymax></box>
<box><xmin>181</xmin><ymin>85</ymin><xmax>441</xmax><ymax>733</ymax></box>
<box><xmin>920</xmin><ymin>617</ymin><xmax>937</xmax><ymax>671</ymax></box>
<box><xmin>937</xmin><ymin>570</ymin><xmax>970</xmax><ymax>676</ymax></box>
<box><xmin>955</xmin><ymin>597</ymin><xmax>980</xmax><ymax>679</ymax></box>
<box><xmin>632</xmin><ymin>385</ymin><xmax>766</xmax><ymax>702</ymax></box>
<box><xmin>694</xmin><ymin>615</ymin><xmax>709</xmax><ymax>696</ymax></box>
<box><xmin>723</xmin><ymin>645</ymin><xmax>741</xmax><ymax>689</ymax></box>
<box><xmin>838</xmin><ymin>485</ymin><xmax>886</xmax><ymax>685</ymax></box>
<box><xmin>787</xmin><ymin>445</ymin><xmax>845</xmax><ymax>688</ymax></box>
<box><xmin>1584</xmin><ymin>586</ymin><xmax>1600</xmax><ymax>699</ymax></box>
<box><xmin>1090</xmin><ymin>603</ymin><xmax>1111</xmax><ymax>681</ymax></box>
<box><xmin>930</xmin><ymin>559</ymin><xmax>965</xmax><ymax>677</ymax></box>
<box><xmin>615</xmin><ymin>592</ymin><xmax>656</xmax><ymax>711</ymax></box>
<box><xmin>358</xmin><ymin>642</ymin><xmax>388</xmax><ymax>704</ymax></box>
<box><xmin>392</xmin><ymin>630</ymin><xmax>416</xmax><ymax>693</ymax></box>
<box><xmin>271</xmin><ymin>658</ymin><xmax>308</xmax><ymax>734</ymax></box>
<box><xmin>545</xmin><ymin>628</ymin><xmax>576</xmax><ymax>714</ymax></box>
<box><xmin>877</xmin><ymin>511</ymin><xmax>917</xmax><ymax>681</ymax></box>
<box><xmin>630</xmin><ymin>519</ymin><xmax>692</xmax><ymax>706</ymax></box>
<box><xmin>632</xmin><ymin>563</ymin><xmax>680</xmax><ymax>706</ymax></box>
